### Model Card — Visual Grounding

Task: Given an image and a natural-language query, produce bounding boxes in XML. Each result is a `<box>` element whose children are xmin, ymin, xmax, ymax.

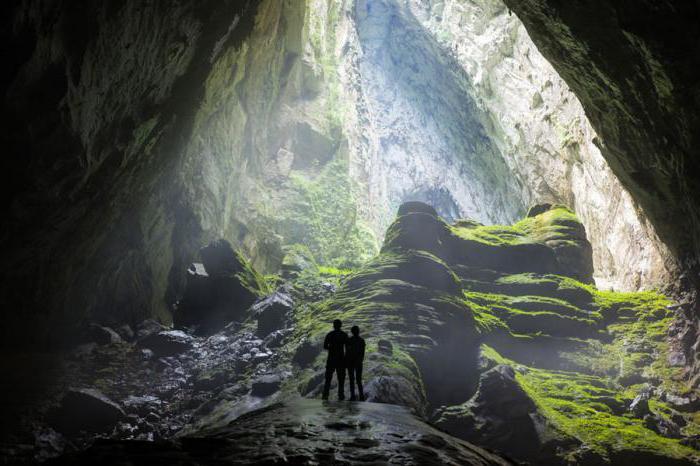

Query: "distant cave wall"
<box><xmin>345</xmin><ymin>0</ymin><xmax>525</xmax><ymax>232</ymax></box>
<box><xmin>501</xmin><ymin>0</ymin><xmax>700</xmax><ymax>381</ymax></box>
<box><xmin>501</xmin><ymin>0</ymin><xmax>700</xmax><ymax>286</ymax></box>
<box><xmin>404</xmin><ymin>0</ymin><xmax>677</xmax><ymax>291</ymax></box>
<box><xmin>1</xmin><ymin>0</ymin><xmax>264</xmax><ymax>345</ymax></box>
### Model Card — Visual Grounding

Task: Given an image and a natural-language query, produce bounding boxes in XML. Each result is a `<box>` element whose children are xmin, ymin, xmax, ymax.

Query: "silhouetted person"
<box><xmin>346</xmin><ymin>325</ymin><xmax>366</xmax><ymax>401</ymax></box>
<box><xmin>322</xmin><ymin>319</ymin><xmax>348</xmax><ymax>400</ymax></box>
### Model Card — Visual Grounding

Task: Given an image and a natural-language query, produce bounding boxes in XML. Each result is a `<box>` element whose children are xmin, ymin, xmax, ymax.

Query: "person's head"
<box><xmin>351</xmin><ymin>325</ymin><xmax>360</xmax><ymax>336</ymax></box>
<box><xmin>333</xmin><ymin>319</ymin><xmax>342</xmax><ymax>330</ymax></box>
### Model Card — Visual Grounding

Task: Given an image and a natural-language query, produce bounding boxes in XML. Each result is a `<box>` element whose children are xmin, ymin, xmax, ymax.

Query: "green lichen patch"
<box><xmin>517</xmin><ymin>366</ymin><xmax>697</xmax><ymax>462</ymax></box>
<box><xmin>279</xmin><ymin>157</ymin><xmax>379</xmax><ymax>269</ymax></box>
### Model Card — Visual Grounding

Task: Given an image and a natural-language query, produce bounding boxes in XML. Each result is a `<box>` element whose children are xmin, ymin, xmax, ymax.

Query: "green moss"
<box><xmin>235</xmin><ymin>250</ymin><xmax>272</xmax><ymax>296</ymax></box>
<box><xmin>450</xmin><ymin>205</ymin><xmax>584</xmax><ymax>248</ymax></box>
<box><xmin>317</xmin><ymin>266</ymin><xmax>352</xmax><ymax>276</ymax></box>
<box><xmin>280</xmin><ymin>157</ymin><xmax>379</xmax><ymax>268</ymax></box>
<box><xmin>517</xmin><ymin>367</ymin><xmax>696</xmax><ymax>460</ymax></box>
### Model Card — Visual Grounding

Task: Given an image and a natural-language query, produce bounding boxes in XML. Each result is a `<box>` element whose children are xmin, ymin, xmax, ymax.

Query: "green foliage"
<box><xmin>317</xmin><ymin>266</ymin><xmax>352</xmax><ymax>276</ymax></box>
<box><xmin>517</xmin><ymin>367</ymin><xmax>696</xmax><ymax>460</ymax></box>
<box><xmin>234</xmin><ymin>250</ymin><xmax>271</xmax><ymax>296</ymax></box>
<box><xmin>280</xmin><ymin>157</ymin><xmax>379</xmax><ymax>268</ymax></box>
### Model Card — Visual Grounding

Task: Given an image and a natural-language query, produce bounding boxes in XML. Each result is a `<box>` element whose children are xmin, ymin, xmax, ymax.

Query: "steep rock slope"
<box><xmin>403</xmin><ymin>0</ymin><xmax>675</xmax><ymax>291</ymax></box>
<box><xmin>292</xmin><ymin>202</ymin><xmax>700</xmax><ymax>464</ymax></box>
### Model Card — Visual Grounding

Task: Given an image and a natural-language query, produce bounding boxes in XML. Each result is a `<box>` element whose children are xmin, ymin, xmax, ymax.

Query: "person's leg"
<box><xmin>348</xmin><ymin>366</ymin><xmax>357</xmax><ymax>401</ymax></box>
<box><xmin>357</xmin><ymin>364</ymin><xmax>365</xmax><ymax>401</ymax></box>
<box><xmin>337</xmin><ymin>366</ymin><xmax>346</xmax><ymax>400</ymax></box>
<box><xmin>322</xmin><ymin>366</ymin><xmax>334</xmax><ymax>400</ymax></box>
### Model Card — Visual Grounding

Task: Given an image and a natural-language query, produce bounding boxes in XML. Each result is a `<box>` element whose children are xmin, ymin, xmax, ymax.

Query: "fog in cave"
<box><xmin>2</xmin><ymin>1</ymin><xmax>700</xmax><ymax>464</ymax></box>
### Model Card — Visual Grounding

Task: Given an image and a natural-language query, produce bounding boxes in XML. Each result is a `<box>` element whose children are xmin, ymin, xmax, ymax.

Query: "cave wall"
<box><xmin>402</xmin><ymin>0</ymin><xmax>677</xmax><ymax>291</ymax></box>
<box><xmin>1</xmin><ymin>0</ymin><xmax>264</xmax><ymax>343</ymax></box>
<box><xmin>1</xmin><ymin>0</ymin><xmax>381</xmax><ymax>346</ymax></box>
<box><xmin>501</xmin><ymin>0</ymin><xmax>700</xmax><ymax>382</ymax></box>
<box><xmin>501</xmin><ymin>0</ymin><xmax>700</xmax><ymax>285</ymax></box>
<box><xmin>2</xmin><ymin>0</ymin><xmax>692</xmax><ymax>348</ymax></box>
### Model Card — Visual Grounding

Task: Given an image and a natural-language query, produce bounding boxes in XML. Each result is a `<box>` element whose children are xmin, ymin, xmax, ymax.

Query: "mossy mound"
<box><xmin>383</xmin><ymin>202</ymin><xmax>593</xmax><ymax>283</ymax></box>
<box><xmin>290</xmin><ymin>249</ymin><xmax>479</xmax><ymax>415</ymax></box>
<box><xmin>292</xmin><ymin>202</ymin><xmax>699</xmax><ymax>464</ymax></box>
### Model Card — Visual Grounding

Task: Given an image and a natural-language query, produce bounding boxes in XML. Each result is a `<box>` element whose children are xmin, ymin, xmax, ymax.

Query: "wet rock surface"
<box><xmin>51</xmin><ymin>398</ymin><xmax>512</xmax><ymax>465</ymax></box>
<box><xmin>434</xmin><ymin>365</ymin><xmax>556</xmax><ymax>462</ymax></box>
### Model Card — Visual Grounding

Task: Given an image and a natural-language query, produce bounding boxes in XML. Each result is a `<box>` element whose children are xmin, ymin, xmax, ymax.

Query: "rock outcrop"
<box><xmin>52</xmin><ymin>398</ymin><xmax>512</xmax><ymax>465</ymax></box>
<box><xmin>174</xmin><ymin>239</ymin><xmax>267</xmax><ymax>333</ymax></box>
<box><xmin>290</xmin><ymin>202</ymin><xmax>700</xmax><ymax>464</ymax></box>
<box><xmin>50</xmin><ymin>389</ymin><xmax>126</xmax><ymax>435</ymax></box>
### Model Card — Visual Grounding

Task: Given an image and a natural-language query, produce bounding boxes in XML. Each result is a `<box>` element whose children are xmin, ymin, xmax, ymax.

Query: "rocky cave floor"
<box><xmin>3</xmin><ymin>202</ymin><xmax>700</xmax><ymax>465</ymax></box>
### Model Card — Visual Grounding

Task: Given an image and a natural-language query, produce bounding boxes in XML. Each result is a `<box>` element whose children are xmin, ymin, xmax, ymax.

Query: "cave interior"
<box><xmin>2</xmin><ymin>0</ymin><xmax>700</xmax><ymax>464</ymax></box>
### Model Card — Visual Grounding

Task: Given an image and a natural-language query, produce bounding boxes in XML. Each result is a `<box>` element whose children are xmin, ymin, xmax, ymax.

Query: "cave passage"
<box><xmin>2</xmin><ymin>0</ymin><xmax>700</xmax><ymax>465</ymax></box>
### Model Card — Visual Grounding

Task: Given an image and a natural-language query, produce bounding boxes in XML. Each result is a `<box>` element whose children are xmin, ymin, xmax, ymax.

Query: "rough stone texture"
<box><xmin>51</xmin><ymin>398</ymin><xmax>513</xmax><ymax>465</ymax></box>
<box><xmin>347</xmin><ymin>0</ymin><xmax>524</xmax><ymax>228</ymax></box>
<box><xmin>500</xmin><ymin>0</ymin><xmax>700</xmax><ymax>391</ymax></box>
<box><xmin>0</xmin><ymin>0</ymin><xmax>682</xmax><ymax>351</ymax></box>
<box><xmin>434</xmin><ymin>365</ymin><xmax>558</xmax><ymax>462</ymax></box>
<box><xmin>137</xmin><ymin>330</ymin><xmax>194</xmax><ymax>357</ymax></box>
<box><xmin>500</xmin><ymin>0</ymin><xmax>700</xmax><ymax>277</ymax></box>
<box><xmin>404</xmin><ymin>0</ymin><xmax>676</xmax><ymax>291</ymax></box>
<box><xmin>1</xmin><ymin>0</ymin><xmax>265</xmax><ymax>346</ymax></box>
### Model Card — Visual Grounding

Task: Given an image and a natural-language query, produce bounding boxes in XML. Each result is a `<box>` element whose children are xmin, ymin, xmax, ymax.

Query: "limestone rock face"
<box><xmin>501</xmin><ymin>0</ymin><xmax>700</xmax><ymax>390</ymax></box>
<box><xmin>501</xmin><ymin>0</ymin><xmax>700</xmax><ymax>282</ymax></box>
<box><xmin>402</xmin><ymin>0</ymin><xmax>675</xmax><ymax>291</ymax></box>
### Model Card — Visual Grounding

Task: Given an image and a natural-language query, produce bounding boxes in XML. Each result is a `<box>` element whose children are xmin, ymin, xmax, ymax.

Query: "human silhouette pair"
<box><xmin>322</xmin><ymin>319</ymin><xmax>365</xmax><ymax>401</ymax></box>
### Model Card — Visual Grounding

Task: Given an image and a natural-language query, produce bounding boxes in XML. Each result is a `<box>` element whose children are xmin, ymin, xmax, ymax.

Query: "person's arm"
<box><xmin>324</xmin><ymin>332</ymin><xmax>330</xmax><ymax>350</ymax></box>
<box><xmin>360</xmin><ymin>339</ymin><xmax>366</xmax><ymax>361</ymax></box>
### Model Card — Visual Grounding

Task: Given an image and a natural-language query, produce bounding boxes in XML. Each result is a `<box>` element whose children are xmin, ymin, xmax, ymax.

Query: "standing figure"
<box><xmin>346</xmin><ymin>325</ymin><xmax>366</xmax><ymax>401</ymax></box>
<box><xmin>322</xmin><ymin>319</ymin><xmax>348</xmax><ymax>400</ymax></box>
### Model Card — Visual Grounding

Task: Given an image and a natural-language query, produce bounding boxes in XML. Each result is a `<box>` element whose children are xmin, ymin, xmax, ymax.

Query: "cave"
<box><xmin>2</xmin><ymin>0</ymin><xmax>700</xmax><ymax>464</ymax></box>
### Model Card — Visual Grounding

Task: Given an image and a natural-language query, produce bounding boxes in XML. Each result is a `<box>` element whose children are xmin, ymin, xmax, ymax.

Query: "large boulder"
<box><xmin>252</xmin><ymin>292</ymin><xmax>294</xmax><ymax>336</ymax></box>
<box><xmin>434</xmin><ymin>365</ymin><xmax>560</xmax><ymax>462</ymax></box>
<box><xmin>251</xmin><ymin>373</ymin><xmax>285</xmax><ymax>397</ymax></box>
<box><xmin>175</xmin><ymin>239</ymin><xmax>266</xmax><ymax>333</ymax></box>
<box><xmin>138</xmin><ymin>330</ymin><xmax>194</xmax><ymax>357</ymax></box>
<box><xmin>520</xmin><ymin>204</ymin><xmax>594</xmax><ymax>283</ymax></box>
<box><xmin>50</xmin><ymin>389</ymin><xmax>125</xmax><ymax>435</ymax></box>
<box><xmin>84</xmin><ymin>324</ymin><xmax>123</xmax><ymax>345</ymax></box>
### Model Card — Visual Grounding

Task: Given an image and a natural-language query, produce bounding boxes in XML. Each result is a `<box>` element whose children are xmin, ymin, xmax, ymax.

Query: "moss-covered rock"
<box><xmin>383</xmin><ymin>202</ymin><xmax>594</xmax><ymax>283</ymax></box>
<box><xmin>335</xmin><ymin>202</ymin><xmax>700</xmax><ymax>464</ymax></box>
<box><xmin>291</xmin><ymin>247</ymin><xmax>479</xmax><ymax>415</ymax></box>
